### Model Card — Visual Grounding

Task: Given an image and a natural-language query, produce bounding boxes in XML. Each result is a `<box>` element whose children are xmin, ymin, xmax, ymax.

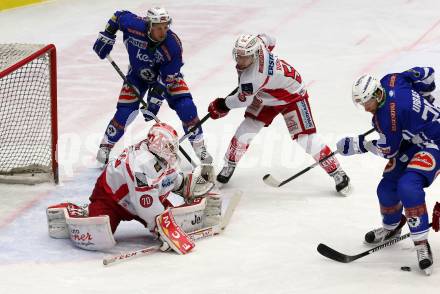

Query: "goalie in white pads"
<box><xmin>208</xmin><ymin>34</ymin><xmax>351</xmax><ymax>195</ymax></box>
<box><xmin>46</xmin><ymin>122</ymin><xmax>219</xmax><ymax>255</ymax></box>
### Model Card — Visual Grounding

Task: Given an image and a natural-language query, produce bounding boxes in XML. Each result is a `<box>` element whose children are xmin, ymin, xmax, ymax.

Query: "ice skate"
<box><xmin>364</xmin><ymin>215</ymin><xmax>406</xmax><ymax>244</ymax></box>
<box><xmin>217</xmin><ymin>164</ymin><xmax>236</xmax><ymax>184</ymax></box>
<box><xmin>96</xmin><ymin>143</ymin><xmax>114</xmax><ymax>165</ymax></box>
<box><xmin>415</xmin><ymin>240</ymin><xmax>433</xmax><ymax>276</ymax></box>
<box><xmin>330</xmin><ymin>169</ymin><xmax>351</xmax><ymax>196</ymax></box>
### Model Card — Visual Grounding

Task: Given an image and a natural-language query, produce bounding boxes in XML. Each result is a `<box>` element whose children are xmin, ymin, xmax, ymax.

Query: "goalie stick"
<box><xmin>263</xmin><ymin>128</ymin><xmax>375</xmax><ymax>187</ymax></box>
<box><xmin>103</xmin><ymin>191</ymin><xmax>242</xmax><ymax>266</ymax></box>
<box><xmin>317</xmin><ymin>223</ymin><xmax>432</xmax><ymax>263</ymax></box>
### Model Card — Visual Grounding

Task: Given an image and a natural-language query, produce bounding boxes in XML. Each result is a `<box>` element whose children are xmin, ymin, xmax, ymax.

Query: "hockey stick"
<box><xmin>103</xmin><ymin>191</ymin><xmax>242</xmax><ymax>266</ymax></box>
<box><xmin>317</xmin><ymin>223</ymin><xmax>432</xmax><ymax>263</ymax></box>
<box><xmin>263</xmin><ymin>128</ymin><xmax>375</xmax><ymax>187</ymax></box>
<box><xmin>106</xmin><ymin>55</ymin><xmax>196</xmax><ymax>167</ymax></box>
<box><xmin>178</xmin><ymin>87</ymin><xmax>239</xmax><ymax>144</ymax></box>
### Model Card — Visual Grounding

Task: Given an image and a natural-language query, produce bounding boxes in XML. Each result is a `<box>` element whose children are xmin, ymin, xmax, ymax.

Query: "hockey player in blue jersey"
<box><xmin>92</xmin><ymin>7</ymin><xmax>212</xmax><ymax>165</ymax></box>
<box><xmin>336</xmin><ymin>67</ymin><xmax>439</xmax><ymax>275</ymax></box>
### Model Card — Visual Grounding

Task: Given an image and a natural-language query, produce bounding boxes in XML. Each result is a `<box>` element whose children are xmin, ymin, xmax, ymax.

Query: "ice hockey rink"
<box><xmin>1</xmin><ymin>0</ymin><xmax>440</xmax><ymax>293</ymax></box>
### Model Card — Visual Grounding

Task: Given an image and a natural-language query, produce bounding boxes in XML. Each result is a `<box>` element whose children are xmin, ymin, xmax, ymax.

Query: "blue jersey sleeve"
<box><xmin>401</xmin><ymin>67</ymin><xmax>436</xmax><ymax>97</ymax></box>
<box><xmin>369</xmin><ymin>102</ymin><xmax>403</xmax><ymax>159</ymax></box>
<box><xmin>104</xmin><ymin>11</ymin><xmax>146</xmax><ymax>36</ymax></box>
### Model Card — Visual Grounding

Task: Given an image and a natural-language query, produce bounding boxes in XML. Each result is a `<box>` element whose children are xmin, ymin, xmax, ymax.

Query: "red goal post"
<box><xmin>0</xmin><ymin>44</ymin><xmax>58</xmax><ymax>184</ymax></box>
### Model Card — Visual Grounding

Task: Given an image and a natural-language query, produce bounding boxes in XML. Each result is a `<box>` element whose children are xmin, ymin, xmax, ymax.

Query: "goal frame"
<box><xmin>0</xmin><ymin>44</ymin><xmax>58</xmax><ymax>184</ymax></box>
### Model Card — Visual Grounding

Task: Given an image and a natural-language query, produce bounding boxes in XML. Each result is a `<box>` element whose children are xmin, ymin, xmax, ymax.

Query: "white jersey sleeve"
<box><xmin>225</xmin><ymin>46</ymin><xmax>307</xmax><ymax>109</ymax></box>
<box><xmin>258</xmin><ymin>33</ymin><xmax>276</xmax><ymax>51</ymax></box>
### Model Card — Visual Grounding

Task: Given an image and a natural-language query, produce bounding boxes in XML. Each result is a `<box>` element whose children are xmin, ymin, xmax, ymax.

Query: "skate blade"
<box><xmin>337</xmin><ymin>183</ymin><xmax>351</xmax><ymax>196</ymax></box>
<box><xmin>423</xmin><ymin>267</ymin><xmax>433</xmax><ymax>276</ymax></box>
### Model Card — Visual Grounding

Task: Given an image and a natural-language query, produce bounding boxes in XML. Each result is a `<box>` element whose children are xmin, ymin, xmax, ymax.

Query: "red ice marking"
<box><xmin>0</xmin><ymin>190</ymin><xmax>52</xmax><ymax>230</ymax></box>
<box><xmin>306</xmin><ymin>80</ymin><xmax>316</xmax><ymax>88</ymax></box>
<box><xmin>359</xmin><ymin>18</ymin><xmax>440</xmax><ymax>74</ymax></box>
<box><xmin>355</xmin><ymin>35</ymin><xmax>370</xmax><ymax>46</ymax></box>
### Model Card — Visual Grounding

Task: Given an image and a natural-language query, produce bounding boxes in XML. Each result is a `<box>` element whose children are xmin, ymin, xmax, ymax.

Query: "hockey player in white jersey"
<box><xmin>46</xmin><ymin>122</ymin><xmax>219</xmax><ymax>254</ymax></box>
<box><xmin>208</xmin><ymin>34</ymin><xmax>350</xmax><ymax>195</ymax></box>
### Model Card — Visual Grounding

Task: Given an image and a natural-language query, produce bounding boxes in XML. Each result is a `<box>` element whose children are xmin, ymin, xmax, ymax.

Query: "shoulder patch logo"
<box><xmin>241</xmin><ymin>83</ymin><xmax>253</xmax><ymax>95</ymax></box>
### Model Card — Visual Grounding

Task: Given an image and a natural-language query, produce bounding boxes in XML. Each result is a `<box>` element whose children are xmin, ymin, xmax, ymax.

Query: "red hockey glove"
<box><xmin>432</xmin><ymin>202</ymin><xmax>440</xmax><ymax>232</ymax></box>
<box><xmin>208</xmin><ymin>98</ymin><xmax>230</xmax><ymax>120</ymax></box>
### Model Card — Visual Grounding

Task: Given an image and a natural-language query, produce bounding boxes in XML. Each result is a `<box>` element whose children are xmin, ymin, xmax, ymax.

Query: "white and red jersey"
<box><xmin>225</xmin><ymin>34</ymin><xmax>307</xmax><ymax>109</ymax></box>
<box><xmin>96</xmin><ymin>139</ymin><xmax>183</xmax><ymax>231</ymax></box>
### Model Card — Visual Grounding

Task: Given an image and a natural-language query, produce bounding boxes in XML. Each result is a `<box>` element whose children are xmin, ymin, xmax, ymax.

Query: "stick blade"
<box><xmin>263</xmin><ymin>174</ymin><xmax>281</xmax><ymax>187</ymax></box>
<box><xmin>220</xmin><ymin>190</ymin><xmax>242</xmax><ymax>230</ymax></box>
<box><xmin>317</xmin><ymin>243</ymin><xmax>353</xmax><ymax>263</ymax></box>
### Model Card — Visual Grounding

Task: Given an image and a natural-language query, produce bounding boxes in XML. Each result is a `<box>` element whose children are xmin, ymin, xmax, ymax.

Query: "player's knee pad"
<box><xmin>170</xmin><ymin>96</ymin><xmax>198</xmax><ymax>122</ymax></box>
<box><xmin>377</xmin><ymin>178</ymin><xmax>399</xmax><ymax>206</ymax></box>
<box><xmin>47</xmin><ymin>202</ymin><xmax>116</xmax><ymax>251</ymax></box>
<box><xmin>235</xmin><ymin>117</ymin><xmax>264</xmax><ymax>143</ymax></box>
<box><xmin>375</xmin><ymin>178</ymin><xmax>403</xmax><ymax>226</ymax></box>
<box><xmin>66</xmin><ymin>214</ymin><xmax>116</xmax><ymax>251</ymax></box>
<box><xmin>105</xmin><ymin>105</ymin><xmax>138</xmax><ymax>142</ymax></box>
<box><xmin>397</xmin><ymin>172</ymin><xmax>426</xmax><ymax>207</ymax></box>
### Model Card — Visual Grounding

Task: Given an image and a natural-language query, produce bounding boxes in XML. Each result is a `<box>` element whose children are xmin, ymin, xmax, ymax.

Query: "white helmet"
<box><xmin>147</xmin><ymin>122</ymin><xmax>179</xmax><ymax>166</ymax></box>
<box><xmin>146</xmin><ymin>7</ymin><xmax>172</xmax><ymax>25</ymax></box>
<box><xmin>352</xmin><ymin>74</ymin><xmax>384</xmax><ymax>105</ymax></box>
<box><xmin>232</xmin><ymin>34</ymin><xmax>261</xmax><ymax>62</ymax></box>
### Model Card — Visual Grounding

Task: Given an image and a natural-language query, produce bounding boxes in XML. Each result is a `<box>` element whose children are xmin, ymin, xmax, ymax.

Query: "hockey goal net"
<box><xmin>0</xmin><ymin>44</ymin><xmax>58</xmax><ymax>184</ymax></box>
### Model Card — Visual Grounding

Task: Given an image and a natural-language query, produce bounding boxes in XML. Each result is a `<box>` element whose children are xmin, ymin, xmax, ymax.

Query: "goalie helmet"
<box><xmin>232</xmin><ymin>34</ymin><xmax>261</xmax><ymax>63</ymax></box>
<box><xmin>147</xmin><ymin>122</ymin><xmax>179</xmax><ymax>166</ymax></box>
<box><xmin>352</xmin><ymin>74</ymin><xmax>384</xmax><ymax>105</ymax></box>
<box><xmin>146</xmin><ymin>7</ymin><xmax>172</xmax><ymax>26</ymax></box>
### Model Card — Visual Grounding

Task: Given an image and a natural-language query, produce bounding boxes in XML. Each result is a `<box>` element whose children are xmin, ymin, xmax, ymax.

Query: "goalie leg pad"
<box><xmin>66</xmin><ymin>214</ymin><xmax>116</xmax><ymax>251</ymax></box>
<box><xmin>170</xmin><ymin>195</ymin><xmax>222</xmax><ymax>232</ymax></box>
<box><xmin>46</xmin><ymin>203</ymin><xmax>88</xmax><ymax>239</ymax></box>
<box><xmin>203</xmin><ymin>194</ymin><xmax>222</xmax><ymax>227</ymax></box>
<box><xmin>171</xmin><ymin>197</ymin><xmax>206</xmax><ymax>232</ymax></box>
<box><xmin>156</xmin><ymin>209</ymin><xmax>195</xmax><ymax>255</ymax></box>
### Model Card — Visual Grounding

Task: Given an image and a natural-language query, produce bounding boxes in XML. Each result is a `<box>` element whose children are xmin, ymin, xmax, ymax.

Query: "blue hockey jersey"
<box><xmin>369</xmin><ymin>67</ymin><xmax>440</xmax><ymax>159</ymax></box>
<box><xmin>107</xmin><ymin>10</ymin><xmax>190</xmax><ymax>98</ymax></box>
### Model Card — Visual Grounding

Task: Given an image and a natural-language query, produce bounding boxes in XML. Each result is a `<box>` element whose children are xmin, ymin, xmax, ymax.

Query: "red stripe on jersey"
<box><xmin>135</xmin><ymin>185</ymin><xmax>154</xmax><ymax>192</ymax></box>
<box><xmin>119</xmin><ymin>95</ymin><xmax>137</xmax><ymax>100</ymax></box>
<box><xmin>99</xmin><ymin>171</ymin><xmax>129</xmax><ymax>202</ymax></box>
<box><xmin>262</xmin><ymin>88</ymin><xmax>301</xmax><ymax>102</ymax></box>
<box><xmin>125</xmin><ymin>156</ymin><xmax>134</xmax><ymax>182</ymax></box>
<box><xmin>168</xmin><ymin>80</ymin><xmax>189</xmax><ymax>96</ymax></box>
<box><xmin>112</xmin><ymin>184</ymin><xmax>129</xmax><ymax>202</ymax></box>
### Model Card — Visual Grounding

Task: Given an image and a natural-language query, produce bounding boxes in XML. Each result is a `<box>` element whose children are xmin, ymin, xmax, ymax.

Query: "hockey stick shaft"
<box><xmin>103</xmin><ymin>225</ymin><xmax>220</xmax><ymax>266</ymax></box>
<box><xmin>317</xmin><ymin>223</ymin><xmax>432</xmax><ymax>263</ymax></box>
<box><xmin>178</xmin><ymin>87</ymin><xmax>239</xmax><ymax>143</ymax></box>
<box><xmin>103</xmin><ymin>191</ymin><xmax>242</xmax><ymax>266</ymax></box>
<box><xmin>264</xmin><ymin>128</ymin><xmax>375</xmax><ymax>187</ymax></box>
<box><xmin>106</xmin><ymin>56</ymin><xmax>196</xmax><ymax>167</ymax></box>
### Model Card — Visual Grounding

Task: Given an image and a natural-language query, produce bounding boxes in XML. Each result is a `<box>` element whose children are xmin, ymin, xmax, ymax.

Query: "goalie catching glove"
<box><xmin>174</xmin><ymin>165</ymin><xmax>215</xmax><ymax>200</ymax></box>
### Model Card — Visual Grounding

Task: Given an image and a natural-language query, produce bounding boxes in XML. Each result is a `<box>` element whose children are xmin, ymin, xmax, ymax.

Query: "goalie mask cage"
<box><xmin>0</xmin><ymin>44</ymin><xmax>58</xmax><ymax>184</ymax></box>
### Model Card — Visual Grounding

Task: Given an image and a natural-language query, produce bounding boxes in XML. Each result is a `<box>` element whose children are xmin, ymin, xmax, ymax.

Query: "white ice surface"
<box><xmin>1</xmin><ymin>0</ymin><xmax>440</xmax><ymax>293</ymax></box>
